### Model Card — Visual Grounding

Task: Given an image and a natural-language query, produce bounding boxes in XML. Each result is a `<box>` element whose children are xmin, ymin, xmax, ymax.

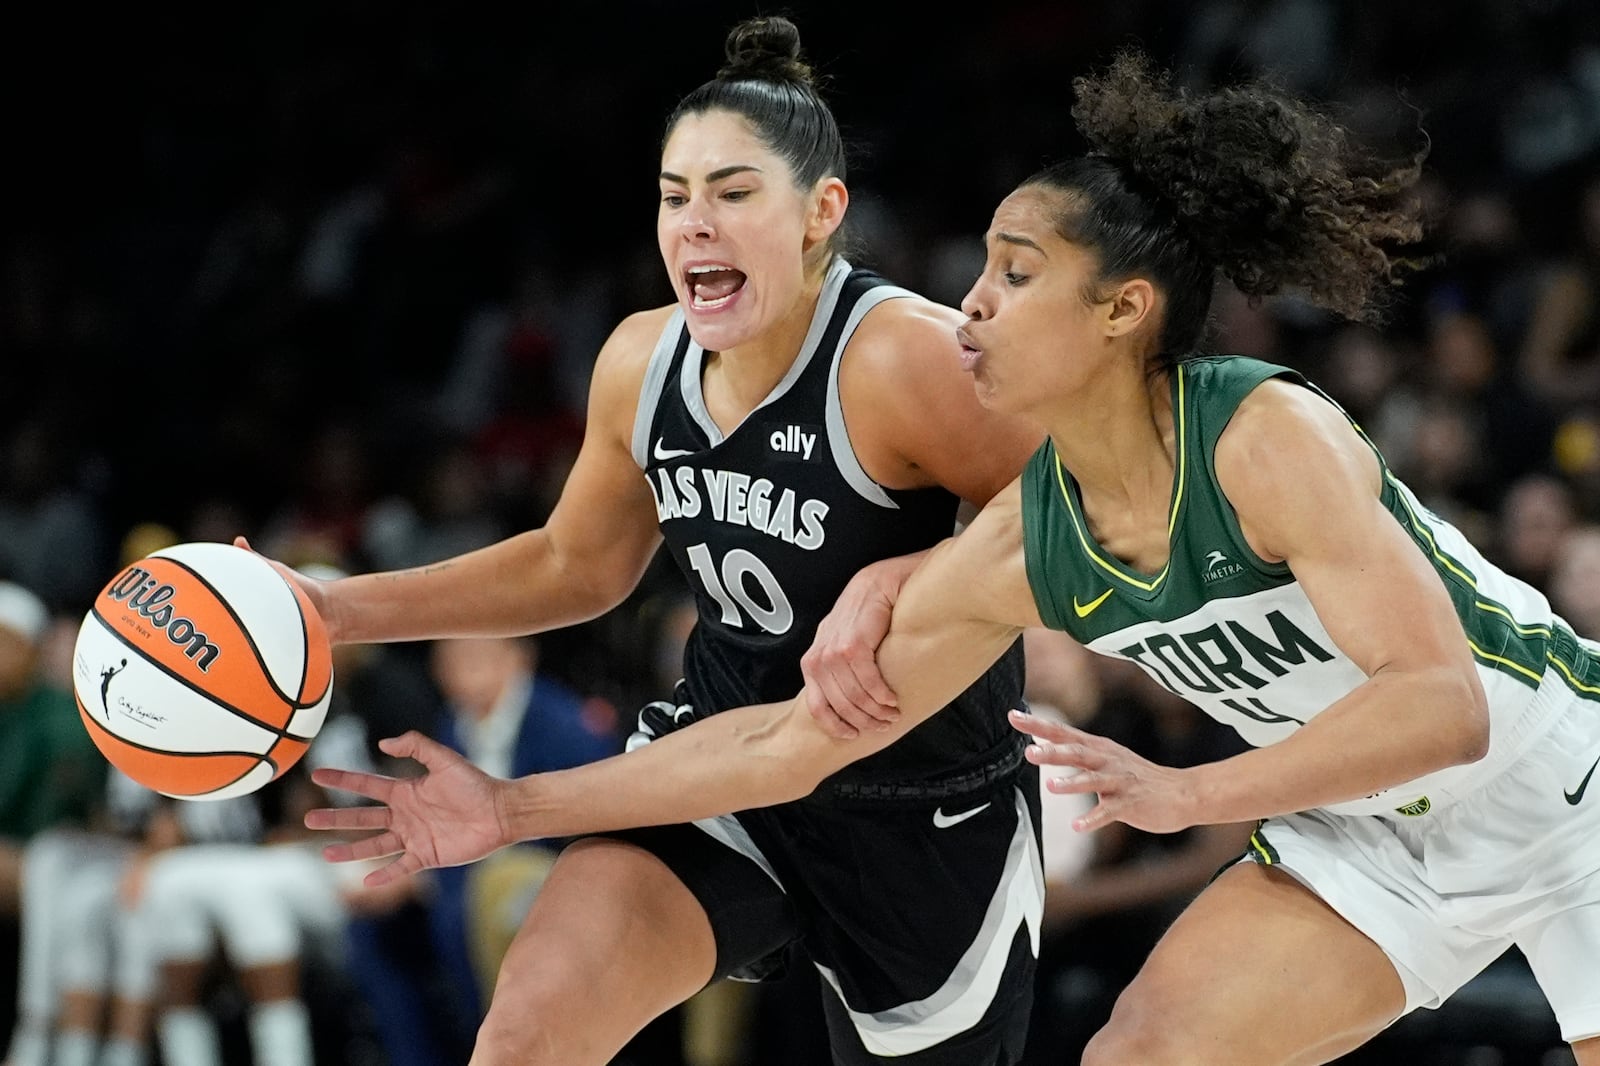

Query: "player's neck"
<box><xmin>1046</xmin><ymin>368</ymin><xmax>1176</xmax><ymax>516</ymax></box>
<box><xmin>702</xmin><ymin>275</ymin><xmax>826</xmax><ymax>422</ymax></box>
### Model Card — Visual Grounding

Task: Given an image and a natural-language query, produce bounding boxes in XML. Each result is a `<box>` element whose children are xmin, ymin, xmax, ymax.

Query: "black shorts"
<box><xmin>603</xmin><ymin>758</ymin><xmax>1042</xmax><ymax>1066</ymax></box>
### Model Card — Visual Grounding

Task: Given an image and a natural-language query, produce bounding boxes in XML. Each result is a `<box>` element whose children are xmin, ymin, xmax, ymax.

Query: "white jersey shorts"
<box><xmin>1245</xmin><ymin>648</ymin><xmax>1600</xmax><ymax>1043</ymax></box>
<box><xmin>144</xmin><ymin>841</ymin><xmax>345</xmax><ymax>970</ymax></box>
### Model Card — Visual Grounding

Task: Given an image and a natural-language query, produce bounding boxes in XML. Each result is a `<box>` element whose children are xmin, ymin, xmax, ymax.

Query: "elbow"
<box><xmin>1444</xmin><ymin>675</ymin><xmax>1492</xmax><ymax>767</ymax></box>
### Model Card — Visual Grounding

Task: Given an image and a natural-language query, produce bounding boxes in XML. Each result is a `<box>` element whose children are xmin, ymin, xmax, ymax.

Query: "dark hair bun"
<box><xmin>720</xmin><ymin>16</ymin><xmax>814</xmax><ymax>86</ymax></box>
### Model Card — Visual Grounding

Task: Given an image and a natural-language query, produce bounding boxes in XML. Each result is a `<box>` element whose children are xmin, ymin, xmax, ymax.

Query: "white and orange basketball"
<box><xmin>72</xmin><ymin>541</ymin><xmax>333</xmax><ymax>801</ymax></box>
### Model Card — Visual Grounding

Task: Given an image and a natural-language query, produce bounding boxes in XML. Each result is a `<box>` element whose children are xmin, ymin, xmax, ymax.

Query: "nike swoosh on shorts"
<box><xmin>932</xmin><ymin>802</ymin><xmax>991</xmax><ymax>829</ymax></box>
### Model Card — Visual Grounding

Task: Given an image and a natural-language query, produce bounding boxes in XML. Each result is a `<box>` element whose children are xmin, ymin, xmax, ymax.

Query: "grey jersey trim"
<box><xmin>678</xmin><ymin>257</ymin><xmax>855</xmax><ymax>446</ymax></box>
<box><xmin>814</xmin><ymin>787</ymin><xmax>1043</xmax><ymax>1056</ymax></box>
<box><xmin>631</xmin><ymin>308</ymin><xmax>688</xmax><ymax>469</ymax></box>
<box><xmin>824</xmin><ymin>284</ymin><xmax>918</xmax><ymax>509</ymax></box>
<box><xmin>691</xmin><ymin>812</ymin><xmax>783</xmax><ymax>888</ymax></box>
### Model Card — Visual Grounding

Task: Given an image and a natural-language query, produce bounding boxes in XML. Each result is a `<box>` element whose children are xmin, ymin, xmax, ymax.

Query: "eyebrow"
<box><xmin>995</xmin><ymin>232</ymin><xmax>1046</xmax><ymax>254</ymax></box>
<box><xmin>659</xmin><ymin>164</ymin><xmax>764</xmax><ymax>185</ymax></box>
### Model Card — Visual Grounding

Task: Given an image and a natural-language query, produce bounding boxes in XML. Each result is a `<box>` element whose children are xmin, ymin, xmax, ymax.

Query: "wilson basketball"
<box><xmin>72</xmin><ymin>541</ymin><xmax>334</xmax><ymax>801</ymax></box>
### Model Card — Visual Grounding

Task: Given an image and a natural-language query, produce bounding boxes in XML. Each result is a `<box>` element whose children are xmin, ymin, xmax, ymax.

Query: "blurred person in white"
<box><xmin>3</xmin><ymin>527</ymin><xmax>189</xmax><ymax>1066</ymax></box>
<box><xmin>3</xmin><ymin>765</ymin><xmax>272</xmax><ymax>1066</ymax></box>
<box><xmin>4</xmin><ymin>769</ymin><xmax>149</xmax><ymax>1066</ymax></box>
<box><xmin>140</xmin><ymin>725</ymin><xmax>372</xmax><ymax>1066</ymax></box>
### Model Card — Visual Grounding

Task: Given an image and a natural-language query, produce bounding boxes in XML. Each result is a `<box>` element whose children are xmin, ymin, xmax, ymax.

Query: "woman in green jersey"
<box><xmin>306</xmin><ymin>53</ymin><xmax>1600</xmax><ymax>1064</ymax></box>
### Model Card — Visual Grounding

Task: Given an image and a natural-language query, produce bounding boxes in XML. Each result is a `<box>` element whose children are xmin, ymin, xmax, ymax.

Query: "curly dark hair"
<box><xmin>1026</xmin><ymin>51</ymin><xmax>1427</xmax><ymax>363</ymax></box>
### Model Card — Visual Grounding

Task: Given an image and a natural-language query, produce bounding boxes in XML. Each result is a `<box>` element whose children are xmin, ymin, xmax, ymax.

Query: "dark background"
<box><xmin>5</xmin><ymin>0</ymin><xmax>1597</xmax><ymax>556</ymax></box>
<box><xmin>4</xmin><ymin>2</ymin><xmax>1600</xmax><ymax>1064</ymax></box>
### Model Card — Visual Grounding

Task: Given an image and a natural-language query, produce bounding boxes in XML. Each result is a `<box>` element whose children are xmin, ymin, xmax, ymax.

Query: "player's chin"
<box><xmin>970</xmin><ymin>375</ymin><xmax>1010</xmax><ymax>412</ymax></box>
<box><xmin>682</xmin><ymin>297</ymin><xmax>759</xmax><ymax>349</ymax></box>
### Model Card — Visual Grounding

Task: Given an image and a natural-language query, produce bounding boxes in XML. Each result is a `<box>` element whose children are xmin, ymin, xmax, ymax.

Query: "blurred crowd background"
<box><xmin>3</xmin><ymin>1</ymin><xmax>1600</xmax><ymax>1064</ymax></box>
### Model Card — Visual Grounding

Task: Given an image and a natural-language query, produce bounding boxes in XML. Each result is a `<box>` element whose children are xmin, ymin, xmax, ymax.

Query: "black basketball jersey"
<box><xmin>632</xmin><ymin>258</ymin><xmax>1024</xmax><ymax>790</ymax></box>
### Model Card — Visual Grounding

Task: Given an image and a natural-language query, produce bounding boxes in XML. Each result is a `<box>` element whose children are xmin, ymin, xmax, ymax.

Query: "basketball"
<box><xmin>71</xmin><ymin>541</ymin><xmax>334</xmax><ymax>801</ymax></box>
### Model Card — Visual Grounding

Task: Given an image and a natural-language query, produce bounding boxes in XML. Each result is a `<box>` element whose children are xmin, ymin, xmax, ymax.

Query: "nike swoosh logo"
<box><xmin>932</xmin><ymin>802</ymin><xmax>991</xmax><ymax>829</ymax></box>
<box><xmin>653</xmin><ymin>438</ymin><xmax>695</xmax><ymax>461</ymax></box>
<box><xmin>1566</xmin><ymin>756</ymin><xmax>1600</xmax><ymax>805</ymax></box>
<box><xmin>1073</xmin><ymin>588</ymin><xmax>1114</xmax><ymax>618</ymax></box>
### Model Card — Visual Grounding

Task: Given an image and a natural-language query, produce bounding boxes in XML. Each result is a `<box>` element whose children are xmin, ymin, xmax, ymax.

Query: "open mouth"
<box><xmin>686</xmin><ymin>264</ymin><xmax>747</xmax><ymax>310</ymax></box>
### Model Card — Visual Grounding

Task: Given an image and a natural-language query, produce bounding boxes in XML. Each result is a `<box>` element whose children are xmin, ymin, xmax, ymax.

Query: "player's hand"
<box><xmin>801</xmin><ymin>559</ymin><xmax>908</xmax><ymax>738</ymax></box>
<box><xmin>304</xmin><ymin>731</ymin><xmax>512</xmax><ymax>887</ymax></box>
<box><xmin>232</xmin><ymin>536</ymin><xmax>342</xmax><ymax>641</ymax></box>
<box><xmin>1010</xmin><ymin>710</ymin><xmax>1198</xmax><ymax>835</ymax></box>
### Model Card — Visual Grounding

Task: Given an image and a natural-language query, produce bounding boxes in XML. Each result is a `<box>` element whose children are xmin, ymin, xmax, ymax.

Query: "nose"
<box><xmin>679</xmin><ymin>201</ymin><xmax>716</xmax><ymax>242</ymax></box>
<box><xmin>960</xmin><ymin>276</ymin><xmax>990</xmax><ymax>321</ymax></box>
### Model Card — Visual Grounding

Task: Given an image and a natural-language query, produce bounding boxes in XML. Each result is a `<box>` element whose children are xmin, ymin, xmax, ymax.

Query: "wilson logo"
<box><xmin>105</xmin><ymin>567</ymin><xmax>221</xmax><ymax>671</ymax></box>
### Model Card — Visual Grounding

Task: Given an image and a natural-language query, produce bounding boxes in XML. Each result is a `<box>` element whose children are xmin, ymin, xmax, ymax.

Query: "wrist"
<box><xmin>319</xmin><ymin>578</ymin><xmax>354</xmax><ymax>645</ymax></box>
<box><xmin>493</xmin><ymin>774</ymin><xmax>539</xmax><ymax>847</ymax></box>
<box><xmin>1175</xmin><ymin>764</ymin><xmax>1214</xmax><ymax>831</ymax></box>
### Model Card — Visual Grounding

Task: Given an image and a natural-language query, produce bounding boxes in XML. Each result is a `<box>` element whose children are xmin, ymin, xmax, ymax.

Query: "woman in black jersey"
<box><xmin>267</xmin><ymin>15</ymin><xmax>1045</xmax><ymax>1066</ymax></box>
<box><xmin>310</xmin><ymin>50</ymin><xmax>1600</xmax><ymax>1066</ymax></box>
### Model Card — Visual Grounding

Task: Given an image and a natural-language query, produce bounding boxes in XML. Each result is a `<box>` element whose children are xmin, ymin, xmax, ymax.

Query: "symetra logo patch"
<box><xmin>1202</xmin><ymin>548</ymin><xmax>1246</xmax><ymax>585</ymax></box>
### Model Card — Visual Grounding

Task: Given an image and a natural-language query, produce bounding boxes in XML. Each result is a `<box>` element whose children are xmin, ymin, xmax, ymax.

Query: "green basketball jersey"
<box><xmin>1021</xmin><ymin>355</ymin><xmax>1598</xmax><ymax>818</ymax></box>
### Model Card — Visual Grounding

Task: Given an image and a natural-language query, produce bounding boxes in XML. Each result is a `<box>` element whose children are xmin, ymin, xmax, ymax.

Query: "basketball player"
<box><xmin>309</xmin><ymin>52</ymin><xmax>1600</xmax><ymax>1065</ymax></box>
<box><xmin>264</xmin><ymin>15</ymin><xmax>1045</xmax><ymax>1066</ymax></box>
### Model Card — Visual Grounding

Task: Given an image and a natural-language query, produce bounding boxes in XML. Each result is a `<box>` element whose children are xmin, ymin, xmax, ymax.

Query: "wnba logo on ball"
<box><xmin>104</xmin><ymin>565</ymin><xmax>221</xmax><ymax>671</ymax></box>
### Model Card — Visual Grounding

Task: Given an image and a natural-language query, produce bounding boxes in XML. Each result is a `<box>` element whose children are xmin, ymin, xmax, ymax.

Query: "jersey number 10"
<box><xmin>686</xmin><ymin>543</ymin><xmax>795</xmax><ymax>635</ymax></box>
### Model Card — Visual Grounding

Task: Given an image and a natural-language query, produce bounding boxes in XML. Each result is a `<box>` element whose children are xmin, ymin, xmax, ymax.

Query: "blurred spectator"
<box><xmin>0</xmin><ymin>581</ymin><xmax>104</xmax><ymax>918</ymax></box>
<box><xmin>1550</xmin><ymin>523</ymin><xmax>1600</xmax><ymax>639</ymax></box>
<box><xmin>4</xmin><ymin>771</ymin><xmax>155</xmax><ymax>1066</ymax></box>
<box><xmin>339</xmin><ymin>634</ymin><xmax>621</xmax><ymax>1066</ymax></box>
<box><xmin>1210</xmin><ymin>284</ymin><xmax>1285</xmax><ymax>362</ymax></box>
<box><xmin>1018</xmin><ymin>627</ymin><xmax>1102</xmax><ymax>887</ymax></box>
<box><xmin>425</xmin><ymin>635</ymin><xmax>619</xmax><ymax>1013</ymax></box>
<box><xmin>4</xmin><ymin>9</ymin><xmax>1600</xmax><ymax>1064</ymax></box>
<box><xmin>1177</xmin><ymin>0</ymin><xmax>1341</xmax><ymax>96</ymax></box>
<box><xmin>0</xmin><ymin>420</ymin><xmax>108</xmax><ymax>614</ymax></box>
<box><xmin>1388</xmin><ymin>394</ymin><xmax>1495</xmax><ymax>543</ymax></box>
<box><xmin>362</xmin><ymin>437</ymin><xmax>509</xmax><ymax>573</ymax></box>
<box><xmin>256</xmin><ymin>420</ymin><xmax>379</xmax><ymax>570</ymax></box>
<box><xmin>1494</xmin><ymin>472</ymin><xmax>1578</xmax><ymax>589</ymax></box>
<box><xmin>1427</xmin><ymin>310</ymin><xmax>1555</xmax><ymax>501</ymax></box>
<box><xmin>1520</xmin><ymin>173</ymin><xmax>1600</xmax><ymax>411</ymax></box>
<box><xmin>140</xmin><ymin>718</ymin><xmax>373</xmax><ymax>1066</ymax></box>
<box><xmin>1020</xmin><ymin>654</ymin><xmax>1253</xmax><ymax>1066</ymax></box>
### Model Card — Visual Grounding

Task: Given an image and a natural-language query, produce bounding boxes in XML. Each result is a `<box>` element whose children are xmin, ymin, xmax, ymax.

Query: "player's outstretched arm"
<box><xmin>307</xmin><ymin>481</ymin><xmax>1043</xmax><ymax>884</ymax></box>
